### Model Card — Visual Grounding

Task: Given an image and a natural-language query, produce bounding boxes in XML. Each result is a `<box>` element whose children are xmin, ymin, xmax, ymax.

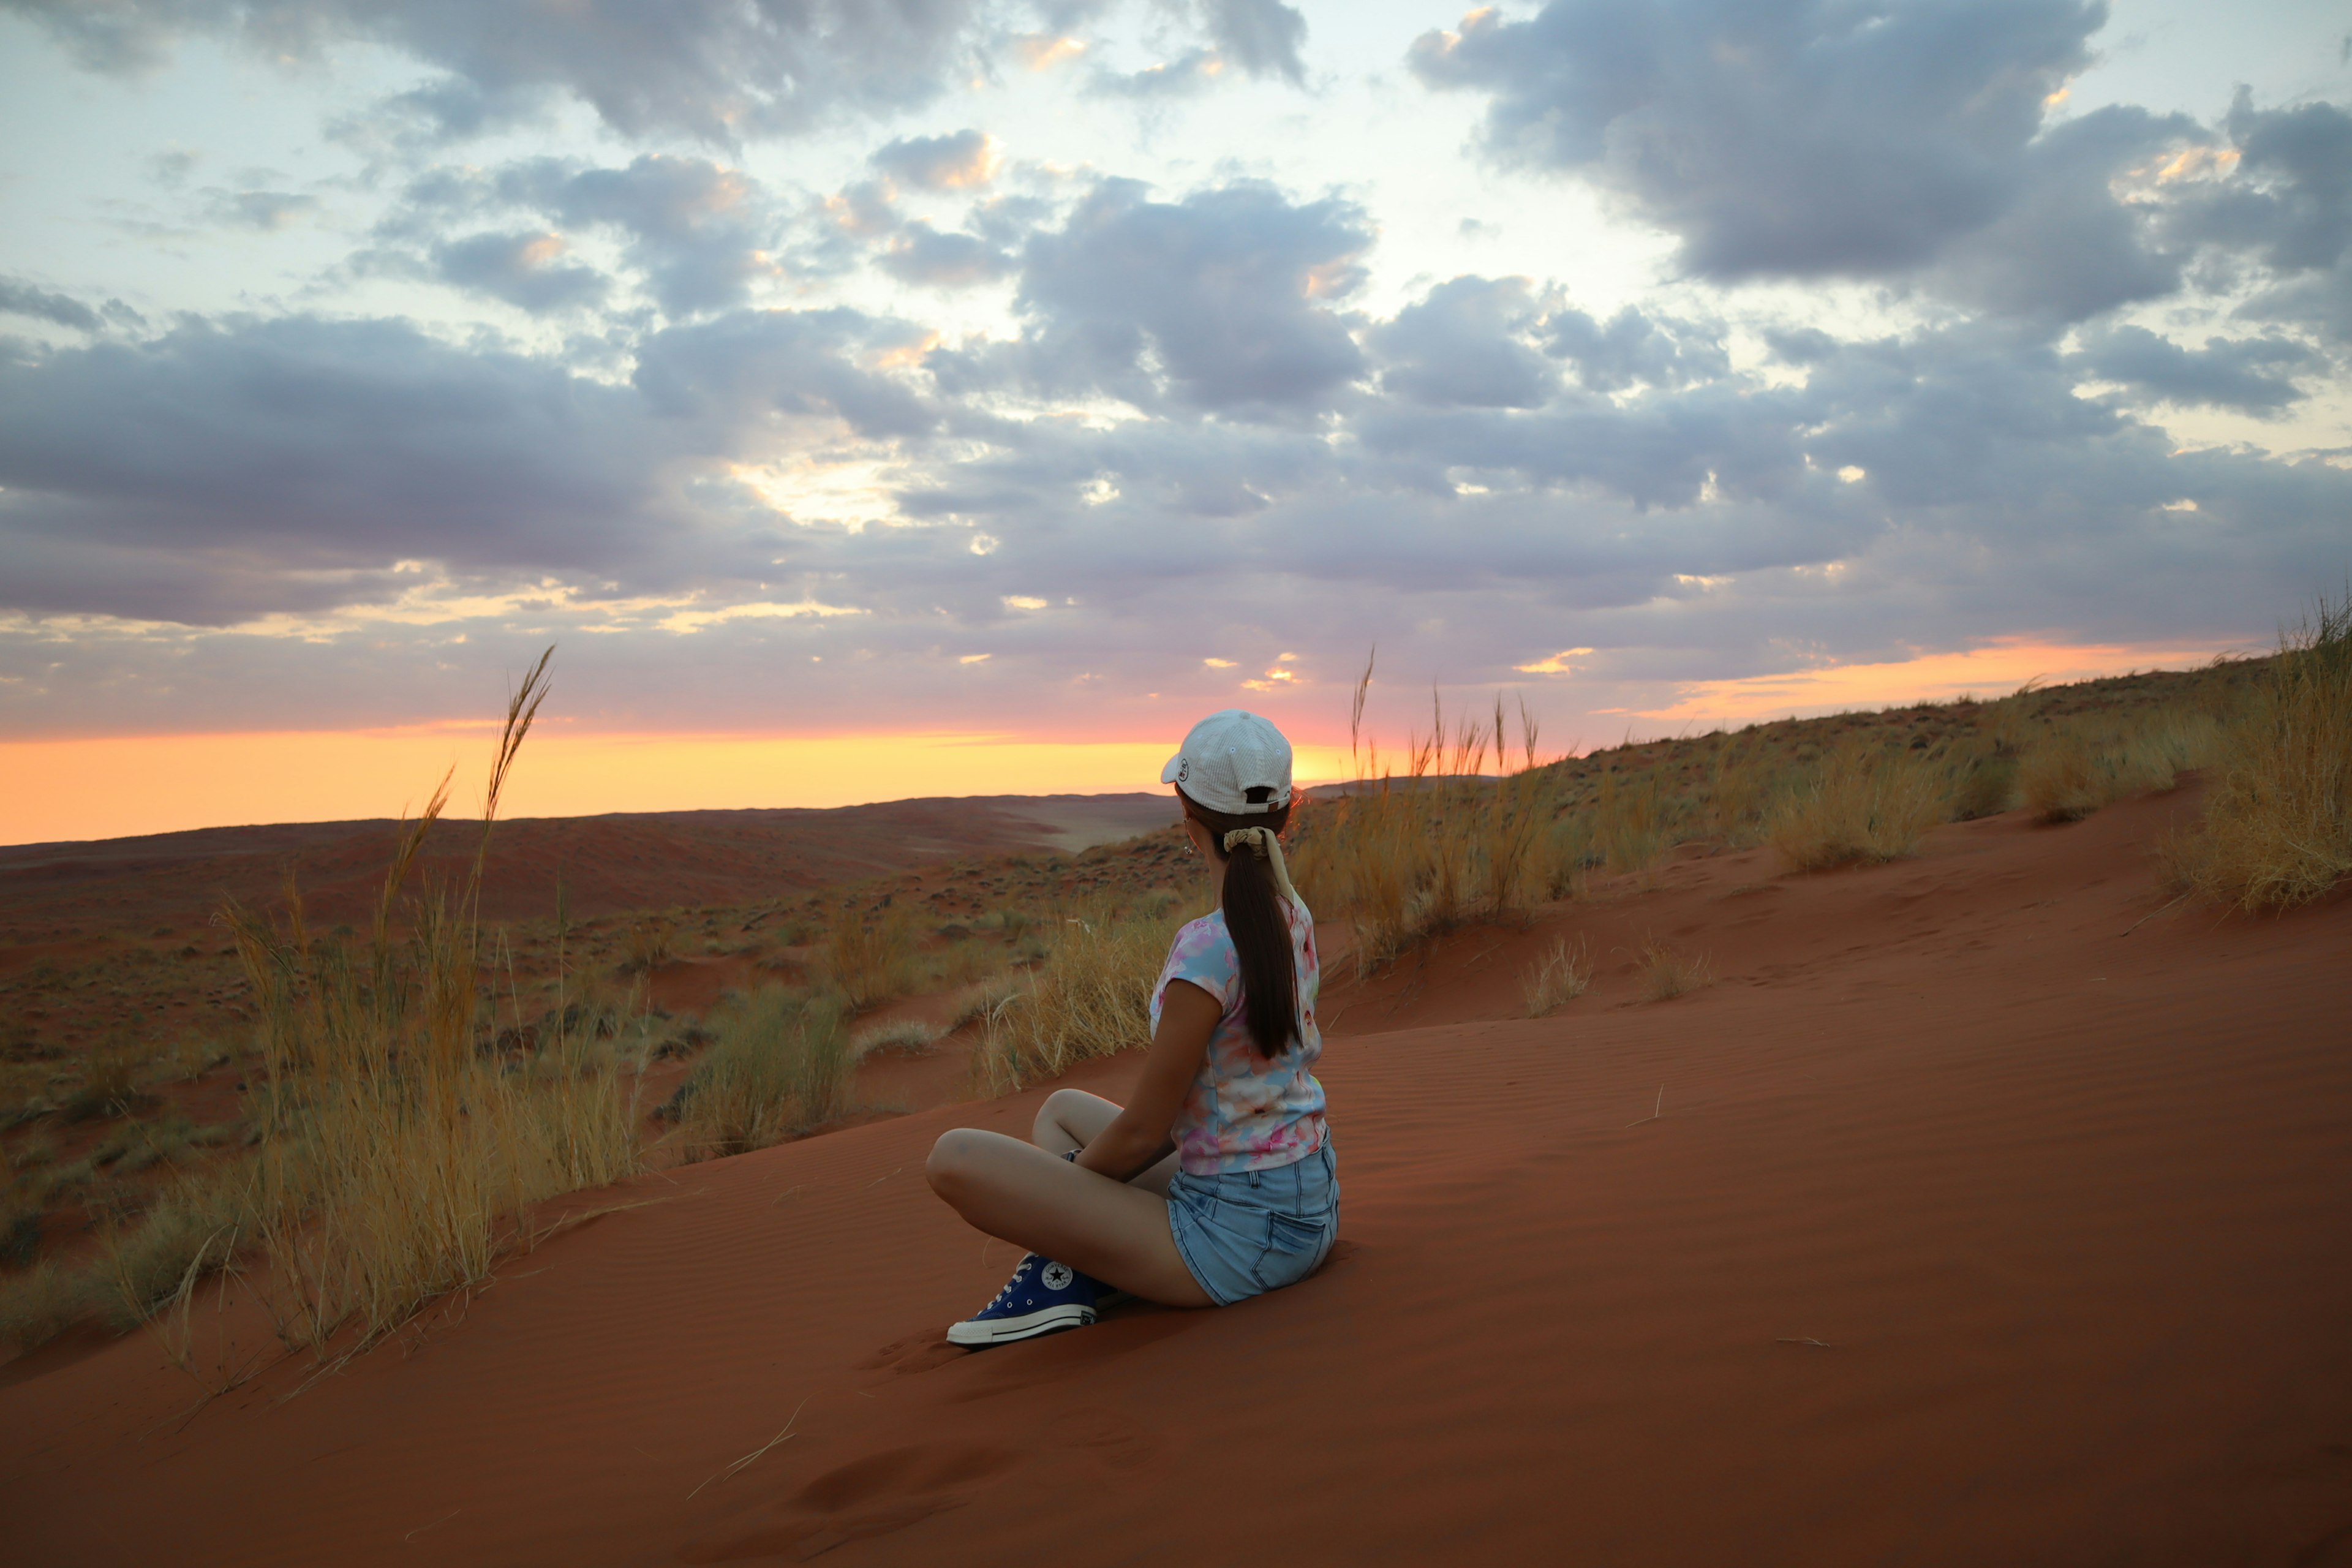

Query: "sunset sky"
<box><xmin>2</xmin><ymin>0</ymin><xmax>2347</xmax><ymax>843</ymax></box>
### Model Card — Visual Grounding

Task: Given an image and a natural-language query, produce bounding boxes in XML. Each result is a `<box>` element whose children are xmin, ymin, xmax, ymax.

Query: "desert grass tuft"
<box><xmin>851</xmin><ymin>1017</ymin><xmax>943</xmax><ymax>1057</ymax></box>
<box><xmin>1637</xmin><ymin>941</ymin><xmax>1713</xmax><ymax>1001</ymax></box>
<box><xmin>825</xmin><ymin>900</ymin><xmax>918</xmax><ymax>1010</ymax></box>
<box><xmin>972</xmin><ymin>902</ymin><xmax>1184</xmax><ymax>1094</ymax></box>
<box><xmin>1769</xmin><ymin>745</ymin><xmax>1950</xmax><ymax>870</ymax></box>
<box><xmin>670</xmin><ymin>987</ymin><xmax>852</xmax><ymax>1157</ymax></box>
<box><xmin>1522</xmin><ymin>936</ymin><xmax>1592</xmax><ymax>1017</ymax></box>
<box><xmin>2167</xmin><ymin>594</ymin><xmax>2352</xmax><ymax>910</ymax></box>
<box><xmin>0</xmin><ymin>1261</ymin><xmax>81</xmax><ymax>1352</ymax></box>
<box><xmin>221</xmin><ymin>648</ymin><xmax>643</xmax><ymax>1361</ymax></box>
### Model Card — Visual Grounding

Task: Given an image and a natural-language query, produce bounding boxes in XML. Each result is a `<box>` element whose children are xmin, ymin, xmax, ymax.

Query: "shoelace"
<box><xmin>984</xmin><ymin>1257</ymin><xmax>1036</xmax><ymax>1310</ymax></box>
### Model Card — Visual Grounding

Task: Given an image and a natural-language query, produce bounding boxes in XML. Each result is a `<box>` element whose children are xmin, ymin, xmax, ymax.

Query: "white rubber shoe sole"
<box><xmin>945</xmin><ymin>1303</ymin><xmax>1097</xmax><ymax>1346</ymax></box>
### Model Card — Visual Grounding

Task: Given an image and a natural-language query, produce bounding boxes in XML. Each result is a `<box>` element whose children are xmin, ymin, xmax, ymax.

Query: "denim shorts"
<box><xmin>1166</xmin><ymin>1142</ymin><xmax>1340</xmax><ymax>1306</ymax></box>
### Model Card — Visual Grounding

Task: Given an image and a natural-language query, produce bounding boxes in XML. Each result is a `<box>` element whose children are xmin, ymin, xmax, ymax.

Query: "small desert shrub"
<box><xmin>825</xmin><ymin>900</ymin><xmax>918</xmax><ymax>1010</ymax></box>
<box><xmin>2168</xmin><ymin>596</ymin><xmax>2352</xmax><ymax>910</ymax></box>
<box><xmin>1702</xmin><ymin>738</ymin><xmax>1787</xmax><ymax>846</ymax></box>
<box><xmin>1522</xmin><ymin>937</ymin><xmax>1592</xmax><ymax>1017</ymax></box>
<box><xmin>973</xmin><ymin>903</ymin><xmax>1183</xmax><ymax>1094</ymax></box>
<box><xmin>1952</xmin><ymin>752</ymin><xmax>2019</xmax><ymax>820</ymax></box>
<box><xmin>62</xmin><ymin>1036</ymin><xmax>150</xmax><ymax>1122</ymax></box>
<box><xmin>852</xmin><ymin>1018</ymin><xmax>942</xmax><ymax>1057</ymax></box>
<box><xmin>1638</xmin><ymin>941</ymin><xmax>1713</xmax><ymax>1001</ymax></box>
<box><xmin>671</xmin><ymin>987</ymin><xmax>852</xmax><ymax>1157</ymax></box>
<box><xmin>0</xmin><ymin>1262</ymin><xmax>80</xmax><ymax>1352</ymax></box>
<box><xmin>93</xmin><ymin>1180</ymin><xmax>243</xmax><ymax>1331</ymax></box>
<box><xmin>1593</xmin><ymin>769</ymin><xmax>1672</xmax><ymax>876</ymax></box>
<box><xmin>2022</xmin><ymin>709</ymin><xmax>2222</xmax><ymax>824</ymax></box>
<box><xmin>1770</xmin><ymin>745</ymin><xmax>1950</xmax><ymax>870</ymax></box>
<box><xmin>948</xmin><ymin>976</ymin><xmax>1019</xmax><ymax>1033</ymax></box>
<box><xmin>619</xmin><ymin>916</ymin><xmax>675</xmax><ymax>974</ymax></box>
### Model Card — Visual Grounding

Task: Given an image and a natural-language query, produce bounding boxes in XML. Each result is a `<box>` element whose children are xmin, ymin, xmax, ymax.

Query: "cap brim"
<box><xmin>1159</xmin><ymin>753</ymin><xmax>1183</xmax><ymax>784</ymax></box>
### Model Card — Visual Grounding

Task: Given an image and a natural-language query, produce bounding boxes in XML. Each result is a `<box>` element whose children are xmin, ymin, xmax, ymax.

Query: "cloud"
<box><xmin>0</xmin><ymin>277</ymin><xmax>103</xmax><ymax>333</ymax></box>
<box><xmin>870</xmin><ymin>130</ymin><xmax>1000</xmax><ymax>192</ymax></box>
<box><xmin>1409</xmin><ymin>0</ymin><xmax>2132</xmax><ymax>293</ymax></box>
<box><xmin>9</xmin><ymin>0</ymin><xmax>992</xmax><ymax>144</ymax></box>
<box><xmin>1091</xmin><ymin>0</ymin><xmax>1309</xmax><ymax>96</ymax></box>
<box><xmin>1370</xmin><ymin>275</ymin><xmax>1556</xmax><ymax>409</ymax></box>
<box><xmin>877</xmin><ymin>223</ymin><xmax>1015</xmax><ymax>288</ymax></box>
<box><xmin>203</xmin><ymin>188</ymin><xmax>318</xmax><ymax>230</ymax></box>
<box><xmin>1090</xmin><ymin>47</ymin><xmax>1228</xmax><ymax>99</ymax></box>
<box><xmin>1008</xmin><ymin>178</ymin><xmax>1371</xmax><ymax>413</ymax></box>
<box><xmin>1543</xmin><ymin>304</ymin><xmax>1727</xmax><ymax>394</ymax></box>
<box><xmin>1189</xmin><ymin>0</ymin><xmax>1307</xmax><ymax>83</ymax></box>
<box><xmin>0</xmin><ymin>315</ymin><xmax>682</xmax><ymax>622</ymax></box>
<box><xmin>2069</xmin><ymin>325</ymin><xmax>2318</xmax><ymax>416</ymax></box>
<box><xmin>429</xmin><ymin>231</ymin><xmax>611</xmax><ymax>315</ymax></box>
<box><xmin>631</xmin><ymin>307</ymin><xmax>938</xmax><ymax>440</ymax></box>
<box><xmin>2163</xmin><ymin>89</ymin><xmax>2352</xmax><ymax>343</ymax></box>
<box><xmin>387</xmin><ymin>154</ymin><xmax>782</xmax><ymax>317</ymax></box>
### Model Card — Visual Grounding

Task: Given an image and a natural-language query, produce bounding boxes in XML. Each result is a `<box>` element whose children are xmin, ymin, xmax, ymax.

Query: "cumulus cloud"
<box><xmin>871</xmin><ymin>129</ymin><xmax>1000</xmax><ymax>192</ymax></box>
<box><xmin>0</xmin><ymin>277</ymin><xmax>104</xmax><ymax>332</ymax></box>
<box><xmin>7</xmin><ymin>0</ymin><xmax>992</xmax><ymax>143</ymax></box>
<box><xmin>1544</xmin><ymin>305</ymin><xmax>1727</xmax><ymax>394</ymax></box>
<box><xmin>2068</xmin><ymin>325</ymin><xmax>2318</xmax><ymax>416</ymax></box>
<box><xmin>2164</xmin><ymin>90</ymin><xmax>2352</xmax><ymax>344</ymax></box>
<box><xmin>1409</xmin><ymin>0</ymin><xmax>2139</xmax><ymax>295</ymax></box>
<box><xmin>1370</xmin><ymin>276</ymin><xmax>1556</xmax><ymax>409</ymax></box>
<box><xmin>877</xmin><ymin>223</ymin><xmax>1015</xmax><ymax>288</ymax></box>
<box><xmin>0</xmin><ymin>317</ymin><xmax>678</xmax><ymax>620</ymax></box>
<box><xmin>1186</xmin><ymin>0</ymin><xmax>1307</xmax><ymax>83</ymax></box>
<box><xmin>385</xmin><ymin>154</ymin><xmax>782</xmax><ymax>317</ymax></box>
<box><xmin>428</xmin><ymin>231</ymin><xmax>610</xmax><ymax>315</ymax></box>
<box><xmin>1007</xmin><ymin>178</ymin><xmax>1370</xmax><ymax>413</ymax></box>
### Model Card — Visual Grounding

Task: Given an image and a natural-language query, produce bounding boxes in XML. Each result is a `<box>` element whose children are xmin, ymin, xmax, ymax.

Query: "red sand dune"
<box><xmin>4</xmin><ymin>786</ymin><xmax>2347</xmax><ymax>1566</ymax></box>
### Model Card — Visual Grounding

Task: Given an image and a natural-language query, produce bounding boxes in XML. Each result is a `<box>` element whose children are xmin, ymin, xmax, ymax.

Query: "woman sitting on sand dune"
<box><xmin>925</xmin><ymin>709</ymin><xmax>1338</xmax><ymax>1345</ymax></box>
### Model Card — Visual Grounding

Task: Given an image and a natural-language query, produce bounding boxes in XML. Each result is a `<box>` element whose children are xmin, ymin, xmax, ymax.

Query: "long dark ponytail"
<box><xmin>1178</xmin><ymin>788</ymin><xmax>1299</xmax><ymax>1058</ymax></box>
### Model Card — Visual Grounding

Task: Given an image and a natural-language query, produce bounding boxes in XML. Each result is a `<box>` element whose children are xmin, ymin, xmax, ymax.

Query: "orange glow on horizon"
<box><xmin>1623</xmin><ymin>638</ymin><xmax>2248</xmax><ymax>726</ymax></box>
<box><xmin>0</xmin><ymin>730</ymin><xmax>1357</xmax><ymax>847</ymax></box>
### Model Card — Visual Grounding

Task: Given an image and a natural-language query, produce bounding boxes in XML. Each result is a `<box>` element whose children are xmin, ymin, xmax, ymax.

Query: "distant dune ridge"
<box><xmin>0</xmin><ymin>793</ymin><xmax>1177</xmax><ymax>935</ymax></box>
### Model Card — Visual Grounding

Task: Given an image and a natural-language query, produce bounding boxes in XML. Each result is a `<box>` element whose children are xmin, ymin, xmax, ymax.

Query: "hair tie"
<box><xmin>1218</xmin><ymin>825</ymin><xmax>1301</xmax><ymax>908</ymax></box>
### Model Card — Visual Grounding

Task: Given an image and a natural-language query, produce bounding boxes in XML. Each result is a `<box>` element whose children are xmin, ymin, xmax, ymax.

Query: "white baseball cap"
<box><xmin>1161</xmin><ymin>709</ymin><xmax>1294</xmax><ymax>815</ymax></box>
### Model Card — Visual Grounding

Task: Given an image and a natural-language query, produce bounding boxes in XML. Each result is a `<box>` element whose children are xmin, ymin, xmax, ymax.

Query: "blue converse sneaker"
<box><xmin>946</xmin><ymin>1254</ymin><xmax>1101</xmax><ymax>1346</ymax></box>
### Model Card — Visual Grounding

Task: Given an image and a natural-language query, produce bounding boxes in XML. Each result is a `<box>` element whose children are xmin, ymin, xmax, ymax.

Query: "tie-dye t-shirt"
<box><xmin>1150</xmin><ymin>894</ymin><xmax>1328</xmax><ymax>1176</ymax></box>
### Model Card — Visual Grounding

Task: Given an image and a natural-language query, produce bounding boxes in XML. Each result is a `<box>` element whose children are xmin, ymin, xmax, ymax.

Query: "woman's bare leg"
<box><xmin>928</xmin><ymin>1093</ymin><xmax>1209</xmax><ymax>1308</ymax></box>
<box><xmin>1031</xmin><ymin>1088</ymin><xmax>1180</xmax><ymax>1198</ymax></box>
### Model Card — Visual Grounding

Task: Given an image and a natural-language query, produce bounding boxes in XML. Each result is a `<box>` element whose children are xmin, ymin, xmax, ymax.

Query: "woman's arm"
<box><xmin>1072</xmin><ymin>979</ymin><xmax>1219</xmax><ymax>1183</ymax></box>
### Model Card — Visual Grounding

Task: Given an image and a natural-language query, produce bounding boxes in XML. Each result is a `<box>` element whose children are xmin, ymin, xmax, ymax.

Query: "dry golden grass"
<box><xmin>618</xmin><ymin>916</ymin><xmax>675</xmax><ymax>974</ymax></box>
<box><xmin>1638</xmin><ymin>941</ymin><xmax>1713</xmax><ymax>1001</ymax></box>
<box><xmin>2167</xmin><ymin>597</ymin><xmax>2352</xmax><ymax>910</ymax></box>
<box><xmin>2021</xmin><ymin>708</ymin><xmax>2222</xmax><ymax>824</ymax></box>
<box><xmin>0</xmin><ymin>1261</ymin><xmax>79</xmax><ymax>1352</ymax></box>
<box><xmin>1292</xmin><ymin>668</ymin><xmax>1555</xmax><ymax>975</ymax></box>
<box><xmin>851</xmin><ymin>1017</ymin><xmax>942</xmax><ymax>1057</ymax></box>
<box><xmin>824</xmin><ymin>899</ymin><xmax>918</xmax><ymax>1009</ymax></box>
<box><xmin>214</xmin><ymin>650</ymin><xmax>643</xmax><ymax>1360</ymax></box>
<box><xmin>1769</xmin><ymin>744</ymin><xmax>1951</xmax><ymax>870</ymax></box>
<box><xmin>1951</xmin><ymin>750</ymin><xmax>2020</xmax><ymax>820</ymax></box>
<box><xmin>1522</xmin><ymin>936</ymin><xmax>1592</xmax><ymax>1017</ymax></box>
<box><xmin>670</xmin><ymin>987</ymin><xmax>852</xmax><ymax>1158</ymax></box>
<box><xmin>971</xmin><ymin>901</ymin><xmax>1184</xmax><ymax>1094</ymax></box>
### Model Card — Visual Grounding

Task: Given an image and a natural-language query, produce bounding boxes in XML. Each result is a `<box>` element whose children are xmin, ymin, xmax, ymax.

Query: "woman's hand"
<box><xmin>1074</xmin><ymin>979</ymin><xmax>1220</xmax><ymax>1182</ymax></box>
